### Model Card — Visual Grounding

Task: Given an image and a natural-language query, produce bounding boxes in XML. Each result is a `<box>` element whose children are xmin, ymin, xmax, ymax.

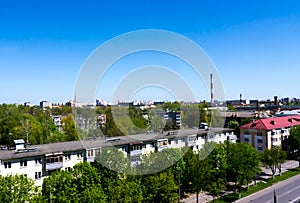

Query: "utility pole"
<box><xmin>178</xmin><ymin>165</ymin><xmax>181</xmax><ymax>203</ymax></box>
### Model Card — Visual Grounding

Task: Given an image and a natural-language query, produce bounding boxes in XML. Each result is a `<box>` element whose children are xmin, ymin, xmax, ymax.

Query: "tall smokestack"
<box><xmin>274</xmin><ymin>96</ymin><xmax>278</xmax><ymax>106</ymax></box>
<box><xmin>240</xmin><ymin>93</ymin><xmax>242</xmax><ymax>103</ymax></box>
<box><xmin>210</xmin><ymin>73</ymin><xmax>213</xmax><ymax>105</ymax></box>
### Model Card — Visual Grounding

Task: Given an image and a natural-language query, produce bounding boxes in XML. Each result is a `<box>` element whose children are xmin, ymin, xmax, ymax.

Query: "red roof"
<box><xmin>240</xmin><ymin>115</ymin><xmax>300</xmax><ymax>131</ymax></box>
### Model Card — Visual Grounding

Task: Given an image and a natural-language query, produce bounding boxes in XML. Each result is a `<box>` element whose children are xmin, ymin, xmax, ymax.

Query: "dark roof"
<box><xmin>0</xmin><ymin>128</ymin><xmax>233</xmax><ymax>161</ymax></box>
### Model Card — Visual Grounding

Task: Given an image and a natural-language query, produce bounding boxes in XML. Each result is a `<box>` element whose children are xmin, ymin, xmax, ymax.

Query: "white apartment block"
<box><xmin>0</xmin><ymin>128</ymin><xmax>236</xmax><ymax>186</ymax></box>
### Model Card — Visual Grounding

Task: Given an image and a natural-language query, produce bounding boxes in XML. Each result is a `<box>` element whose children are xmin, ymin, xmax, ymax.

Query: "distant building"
<box><xmin>275</xmin><ymin>110</ymin><xmax>300</xmax><ymax>117</ymax></box>
<box><xmin>240</xmin><ymin>115</ymin><xmax>300</xmax><ymax>151</ymax></box>
<box><xmin>24</xmin><ymin>102</ymin><xmax>34</xmax><ymax>107</ymax></box>
<box><xmin>40</xmin><ymin>101</ymin><xmax>52</xmax><ymax>109</ymax></box>
<box><xmin>52</xmin><ymin>116</ymin><xmax>63</xmax><ymax>131</ymax></box>
<box><xmin>97</xmin><ymin>114</ymin><xmax>106</xmax><ymax>126</ymax></box>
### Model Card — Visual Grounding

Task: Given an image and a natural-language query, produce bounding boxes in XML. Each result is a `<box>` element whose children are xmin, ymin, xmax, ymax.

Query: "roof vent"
<box><xmin>14</xmin><ymin>139</ymin><xmax>25</xmax><ymax>150</ymax></box>
<box><xmin>270</xmin><ymin>120</ymin><xmax>276</xmax><ymax>125</ymax></box>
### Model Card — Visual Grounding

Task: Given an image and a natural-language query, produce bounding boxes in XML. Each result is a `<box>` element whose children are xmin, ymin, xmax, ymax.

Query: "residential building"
<box><xmin>240</xmin><ymin>115</ymin><xmax>300</xmax><ymax>151</ymax></box>
<box><xmin>0</xmin><ymin>128</ymin><xmax>236</xmax><ymax>186</ymax></box>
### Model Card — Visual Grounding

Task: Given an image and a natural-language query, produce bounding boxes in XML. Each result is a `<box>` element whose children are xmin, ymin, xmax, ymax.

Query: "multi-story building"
<box><xmin>0</xmin><ymin>128</ymin><xmax>236</xmax><ymax>186</ymax></box>
<box><xmin>52</xmin><ymin>115</ymin><xmax>62</xmax><ymax>131</ymax></box>
<box><xmin>240</xmin><ymin>115</ymin><xmax>300</xmax><ymax>151</ymax></box>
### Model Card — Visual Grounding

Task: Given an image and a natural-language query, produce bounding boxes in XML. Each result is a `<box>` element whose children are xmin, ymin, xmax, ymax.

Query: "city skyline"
<box><xmin>1</xmin><ymin>0</ymin><xmax>300</xmax><ymax>104</ymax></box>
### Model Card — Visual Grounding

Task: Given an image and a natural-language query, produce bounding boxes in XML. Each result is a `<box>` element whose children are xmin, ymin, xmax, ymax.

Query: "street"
<box><xmin>236</xmin><ymin>174</ymin><xmax>300</xmax><ymax>203</ymax></box>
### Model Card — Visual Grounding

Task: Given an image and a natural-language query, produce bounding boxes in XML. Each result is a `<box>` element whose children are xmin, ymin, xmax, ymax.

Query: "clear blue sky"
<box><xmin>1</xmin><ymin>0</ymin><xmax>300</xmax><ymax>104</ymax></box>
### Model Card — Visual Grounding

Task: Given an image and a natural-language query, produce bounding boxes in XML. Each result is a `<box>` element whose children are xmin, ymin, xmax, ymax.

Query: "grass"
<box><xmin>212</xmin><ymin>168</ymin><xmax>300</xmax><ymax>203</ymax></box>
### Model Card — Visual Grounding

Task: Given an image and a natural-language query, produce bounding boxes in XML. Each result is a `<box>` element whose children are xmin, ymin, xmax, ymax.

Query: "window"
<box><xmin>244</xmin><ymin>131</ymin><xmax>249</xmax><ymax>135</ymax></box>
<box><xmin>131</xmin><ymin>145</ymin><xmax>141</xmax><ymax>151</ymax></box>
<box><xmin>272</xmin><ymin>138</ymin><xmax>278</xmax><ymax>142</ymax></box>
<box><xmin>65</xmin><ymin>167</ymin><xmax>71</xmax><ymax>171</ymax></box>
<box><xmin>188</xmin><ymin>136</ymin><xmax>196</xmax><ymax>142</ymax></box>
<box><xmin>35</xmin><ymin>172</ymin><xmax>41</xmax><ymax>180</ymax></box>
<box><xmin>95</xmin><ymin>148</ymin><xmax>101</xmax><ymax>155</ymax></box>
<box><xmin>77</xmin><ymin>152</ymin><xmax>83</xmax><ymax>159</ymax></box>
<box><xmin>4</xmin><ymin>161</ymin><xmax>11</xmax><ymax>169</ymax></box>
<box><xmin>244</xmin><ymin>138</ymin><xmax>249</xmax><ymax>142</ymax></box>
<box><xmin>257</xmin><ymin>132</ymin><xmax>262</xmax><ymax>136</ymax></box>
<box><xmin>35</xmin><ymin>158</ymin><xmax>42</xmax><ymax>165</ymax></box>
<box><xmin>257</xmin><ymin>146</ymin><xmax>263</xmax><ymax>150</ymax></box>
<box><xmin>65</xmin><ymin>154</ymin><xmax>71</xmax><ymax>161</ymax></box>
<box><xmin>46</xmin><ymin>155</ymin><xmax>63</xmax><ymax>163</ymax></box>
<box><xmin>20</xmin><ymin>159</ymin><xmax>27</xmax><ymax>167</ymax></box>
<box><xmin>257</xmin><ymin>139</ymin><xmax>262</xmax><ymax>144</ymax></box>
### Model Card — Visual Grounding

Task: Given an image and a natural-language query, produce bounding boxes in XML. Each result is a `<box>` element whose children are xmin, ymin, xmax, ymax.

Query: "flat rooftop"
<box><xmin>0</xmin><ymin>128</ymin><xmax>233</xmax><ymax>161</ymax></box>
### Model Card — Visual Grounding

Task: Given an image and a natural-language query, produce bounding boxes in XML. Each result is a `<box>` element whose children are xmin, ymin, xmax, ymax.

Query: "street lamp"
<box><xmin>261</xmin><ymin>181</ymin><xmax>277</xmax><ymax>203</ymax></box>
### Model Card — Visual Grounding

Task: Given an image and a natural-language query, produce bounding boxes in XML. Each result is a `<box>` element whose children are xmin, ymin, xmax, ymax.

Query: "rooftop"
<box><xmin>240</xmin><ymin>115</ymin><xmax>300</xmax><ymax>131</ymax></box>
<box><xmin>0</xmin><ymin>128</ymin><xmax>232</xmax><ymax>160</ymax></box>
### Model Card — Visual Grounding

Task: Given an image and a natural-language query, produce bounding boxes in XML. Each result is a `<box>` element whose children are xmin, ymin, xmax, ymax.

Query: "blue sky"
<box><xmin>1</xmin><ymin>0</ymin><xmax>300</xmax><ymax>104</ymax></box>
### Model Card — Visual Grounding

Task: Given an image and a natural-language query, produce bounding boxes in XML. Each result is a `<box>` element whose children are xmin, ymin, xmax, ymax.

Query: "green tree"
<box><xmin>288</xmin><ymin>125</ymin><xmax>300</xmax><ymax>167</ymax></box>
<box><xmin>0</xmin><ymin>174</ymin><xmax>42</xmax><ymax>202</ymax></box>
<box><xmin>73</xmin><ymin>162</ymin><xmax>107</xmax><ymax>202</ymax></box>
<box><xmin>62</xmin><ymin>114</ymin><xmax>79</xmax><ymax>141</ymax></box>
<box><xmin>95</xmin><ymin>146</ymin><xmax>131</xmax><ymax>175</ymax></box>
<box><xmin>226</xmin><ymin>142</ymin><xmax>261</xmax><ymax>189</ymax></box>
<box><xmin>108</xmin><ymin>176</ymin><xmax>143</xmax><ymax>203</ymax></box>
<box><xmin>206</xmin><ymin>143</ymin><xmax>227</xmax><ymax>200</ymax></box>
<box><xmin>261</xmin><ymin>146</ymin><xmax>287</xmax><ymax>179</ymax></box>
<box><xmin>141</xmin><ymin>171</ymin><xmax>178</xmax><ymax>203</ymax></box>
<box><xmin>42</xmin><ymin>170</ymin><xmax>78</xmax><ymax>202</ymax></box>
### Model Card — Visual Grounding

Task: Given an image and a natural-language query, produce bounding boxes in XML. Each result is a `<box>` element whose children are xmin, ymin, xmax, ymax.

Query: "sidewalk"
<box><xmin>181</xmin><ymin>160</ymin><xmax>299</xmax><ymax>203</ymax></box>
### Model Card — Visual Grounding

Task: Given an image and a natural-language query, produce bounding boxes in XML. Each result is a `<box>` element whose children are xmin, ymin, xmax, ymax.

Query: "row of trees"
<box><xmin>0</xmin><ymin>104</ymin><xmax>79</xmax><ymax>146</ymax></box>
<box><xmin>0</xmin><ymin>102</ymin><xmax>225</xmax><ymax>145</ymax></box>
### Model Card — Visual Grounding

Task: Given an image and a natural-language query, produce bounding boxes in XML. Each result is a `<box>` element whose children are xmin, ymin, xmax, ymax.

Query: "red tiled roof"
<box><xmin>240</xmin><ymin>115</ymin><xmax>300</xmax><ymax>131</ymax></box>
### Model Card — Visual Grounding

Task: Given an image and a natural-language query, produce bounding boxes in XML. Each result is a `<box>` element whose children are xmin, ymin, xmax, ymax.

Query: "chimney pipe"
<box><xmin>210</xmin><ymin>73</ymin><xmax>213</xmax><ymax>105</ymax></box>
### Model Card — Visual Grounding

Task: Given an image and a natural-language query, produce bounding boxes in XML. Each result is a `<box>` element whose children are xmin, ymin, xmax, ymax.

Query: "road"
<box><xmin>236</xmin><ymin>174</ymin><xmax>300</xmax><ymax>203</ymax></box>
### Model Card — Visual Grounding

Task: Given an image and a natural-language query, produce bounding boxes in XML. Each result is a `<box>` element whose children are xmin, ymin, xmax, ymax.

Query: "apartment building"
<box><xmin>240</xmin><ymin>115</ymin><xmax>300</xmax><ymax>151</ymax></box>
<box><xmin>0</xmin><ymin>128</ymin><xmax>236</xmax><ymax>186</ymax></box>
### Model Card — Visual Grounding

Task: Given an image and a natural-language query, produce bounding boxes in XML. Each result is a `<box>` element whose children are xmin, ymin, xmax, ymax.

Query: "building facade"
<box><xmin>240</xmin><ymin>115</ymin><xmax>300</xmax><ymax>151</ymax></box>
<box><xmin>0</xmin><ymin>128</ymin><xmax>236</xmax><ymax>186</ymax></box>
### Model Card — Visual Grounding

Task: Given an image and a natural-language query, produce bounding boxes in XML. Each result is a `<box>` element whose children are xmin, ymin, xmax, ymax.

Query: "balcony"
<box><xmin>46</xmin><ymin>162</ymin><xmax>63</xmax><ymax>171</ymax></box>
<box><xmin>130</xmin><ymin>149</ymin><xmax>143</xmax><ymax>156</ymax></box>
<box><xmin>158</xmin><ymin>145</ymin><xmax>168</xmax><ymax>152</ymax></box>
<box><xmin>86</xmin><ymin>156</ymin><xmax>95</xmax><ymax>163</ymax></box>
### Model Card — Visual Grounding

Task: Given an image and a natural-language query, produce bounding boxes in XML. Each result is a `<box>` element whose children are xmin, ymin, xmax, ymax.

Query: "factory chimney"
<box><xmin>210</xmin><ymin>73</ymin><xmax>214</xmax><ymax>105</ymax></box>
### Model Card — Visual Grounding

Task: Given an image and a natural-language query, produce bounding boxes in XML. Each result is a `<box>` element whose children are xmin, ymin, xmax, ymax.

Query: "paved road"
<box><xmin>181</xmin><ymin>161</ymin><xmax>299</xmax><ymax>203</ymax></box>
<box><xmin>236</xmin><ymin>174</ymin><xmax>300</xmax><ymax>203</ymax></box>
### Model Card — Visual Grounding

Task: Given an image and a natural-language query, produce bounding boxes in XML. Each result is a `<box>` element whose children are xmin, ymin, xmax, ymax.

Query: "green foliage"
<box><xmin>261</xmin><ymin>146</ymin><xmax>287</xmax><ymax>178</ymax></box>
<box><xmin>162</xmin><ymin>101</ymin><xmax>181</xmax><ymax>112</ymax></box>
<box><xmin>0</xmin><ymin>174</ymin><xmax>42</xmax><ymax>202</ymax></box>
<box><xmin>227</xmin><ymin>105</ymin><xmax>236</xmax><ymax>112</ymax></box>
<box><xmin>226</xmin><ymin>142</ymin><xmax>261</xmax><ymax>188</ymax></box>
<box><xmin>287</xmin><ymin>126</ymin><xmax>300</xmax><ymax>166</ymax></box>
<box><xmin>141</xmin><ymin>171</ymin><xmax>178</xmax><ymax>203</ymax></box>
<box><xmin>209</xmin><ymin>110</ymin><xmax>225</xmax><ymax>128</ymax></box>
<box><xmin>0</xmin><ymin>104</ymin><xmax>68</xmax><ymax>146</ymax></box>
<box><xmin>227</xmin><ymin>120</ymin><xmax>239</xmax><ymax>129</ymax></box>
<box><xmin>101</xmin><ymin>106</ymin><xmax>149</xmax><ymax>136</ymax></box>
<box><xmin>95</xmin><ymin>146</ymin><xmax>131</xmax><ymax>174</ymax></box>
<box><xmin>61</xmin><ymin>113</ymin><xmax>79</xmax><ymax>141</ymax></box>
<box><xmin>148</xmin><ymin>108</ymin><xmax>165</xmax><ymax>132</ymax></box>
<box><xmin>42</xmin><ymin>162</ymin><xmax>107</xmax><ymax>203</ymax></box>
